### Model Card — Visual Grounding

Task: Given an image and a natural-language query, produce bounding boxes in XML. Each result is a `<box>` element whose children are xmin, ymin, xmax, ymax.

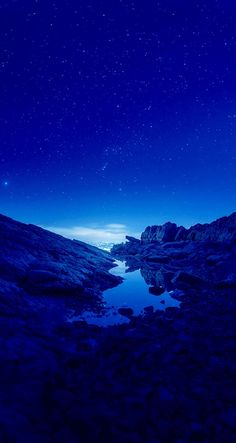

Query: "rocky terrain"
<box><xmin>111</xmin><ymin>212</ymin><xmax>236</xmax><ymax>292</ymax></box>
<box><xmin>0</xmin><ymin>212</ymin><xmax>236</xmax><ymax>442</ymax></box>
<box><xmin>0</xmin><ymin>213</ymin><xmax>121</xmax><ymax>306</ymax></box>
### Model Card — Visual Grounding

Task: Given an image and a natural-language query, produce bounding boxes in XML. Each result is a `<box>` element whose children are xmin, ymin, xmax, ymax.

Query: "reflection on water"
<box><xmin>67</xmin><ymin>260</ymin><xmax>181</xmax><ymax>326</ymax></box>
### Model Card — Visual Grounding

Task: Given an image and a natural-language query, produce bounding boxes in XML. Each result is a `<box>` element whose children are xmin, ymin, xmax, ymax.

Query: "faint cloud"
<box><xmin>44</xmin><ymin>223</ymin><xmax>139</xmax><ymax>245</ymax></box>
<box><xmin>105</xmin><ymin>223</ymin><xmax>127</xmax><ymax>230</ymax></box>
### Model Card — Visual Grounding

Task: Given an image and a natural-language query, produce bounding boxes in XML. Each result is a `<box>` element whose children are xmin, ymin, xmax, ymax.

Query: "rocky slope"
<box><xmin>0</xmin><ymin>213</ymin><xmax>121</xmax><ymax>303</ymax></box>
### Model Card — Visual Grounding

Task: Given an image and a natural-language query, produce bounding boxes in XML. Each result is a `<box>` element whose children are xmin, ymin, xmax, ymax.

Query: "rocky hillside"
<box><xmin>0</xmin><ymin>213</ymin><xmax>121</xmax><ymax>301</ymax></box>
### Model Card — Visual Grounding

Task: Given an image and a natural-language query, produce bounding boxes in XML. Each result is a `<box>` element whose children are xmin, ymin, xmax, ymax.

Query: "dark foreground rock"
<box><xmin>1</xmin><ymin>212</ymin><xmax>236</xmax><ymax>442</ymax></box>
<box><xmin>0</xmin><ymin>282</ymin><xmax>236</xmax><ymax>443</ymax></box>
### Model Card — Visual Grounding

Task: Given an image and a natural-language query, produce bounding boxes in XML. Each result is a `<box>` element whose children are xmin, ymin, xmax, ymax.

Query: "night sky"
<box><xmin>0</xmin><ymin>0</ymin><xmax>236</xmax><ymax>243</ymax></box>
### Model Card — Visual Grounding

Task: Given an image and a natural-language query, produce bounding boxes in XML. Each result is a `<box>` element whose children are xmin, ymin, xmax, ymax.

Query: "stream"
<box><xmin>68</xmin><ymin>260</ymin><xmax>181</xmax><ymax>326</ymax></box>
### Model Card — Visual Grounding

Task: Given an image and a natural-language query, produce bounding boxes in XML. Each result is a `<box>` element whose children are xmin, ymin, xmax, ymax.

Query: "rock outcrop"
<box><xmin>0</xmin><ymin>213</ymin><xmax>121</xmax><ymax>300</ymax></box>
<box><xmin>141</xmin><ymin>222</ymin><xmax>179</xmax><ymax>243</ymax></box>
<box><xmin>141</xmin><ymin>212</ymin><xmax>236</xmax><ymax>244</ymax></box>
<box><xmin>111</xmin><ymin>212</ymin><xmax>236</xmax><ymax>290</ymax></box>
<box><xmin>112</xmin><ymin>235</ymin><xmax>141</xmax><ymax>256</ymax></box>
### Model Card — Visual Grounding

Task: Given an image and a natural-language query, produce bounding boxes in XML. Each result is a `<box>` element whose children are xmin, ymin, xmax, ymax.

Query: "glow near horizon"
<box><xmin>45</xmin><ymin>223</ymin><xmax>141</xmax><ymax>245</ymax></box>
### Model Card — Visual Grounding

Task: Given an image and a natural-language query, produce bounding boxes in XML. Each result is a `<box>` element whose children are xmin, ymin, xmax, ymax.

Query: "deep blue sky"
<box><xmin>0</xmin><ymin>0</ymin><xmax>236</xmax><ymax>242</ymax></box>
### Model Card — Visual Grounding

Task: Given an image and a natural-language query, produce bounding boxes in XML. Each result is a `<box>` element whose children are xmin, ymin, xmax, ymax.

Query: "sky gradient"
<box><xmin>0</xmin><ymin>0</ymin><xmax>236</xmax><ymax>243</ymax></box>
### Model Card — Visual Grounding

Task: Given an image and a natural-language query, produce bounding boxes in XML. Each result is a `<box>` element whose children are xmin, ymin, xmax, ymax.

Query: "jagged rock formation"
<box><xmin>112</xmin><ymin>212</ymin><xmax>236</xmax><ymax>254</ymax></box>
<box><xmin>141</xmin><ymin>212</ymin><xmax>236</xmax><ymax>243</ymax></box>
<box><xmin>141</xmin><ymin>222</ymin><xmax>179</xmax><ymax>243</ymax></box>
<box><xmin>111</xmin><ymin>212</ymin><xmax>236</xmax><ymax>290</ymax></box>
<box><xmin>0</xmin><ymin>213</ymin><xmax>121</xmax><ymax>300</ymax></box>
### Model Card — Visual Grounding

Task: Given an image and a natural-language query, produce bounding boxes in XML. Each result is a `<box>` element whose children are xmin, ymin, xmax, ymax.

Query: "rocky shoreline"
<box><xmin>111</xmin><ymin>212</ymin><xmax>236</xmax><ymax>293</ymax></box>
<box><xmin>0</xmin><ymin>212</ymin><xmax>236</xmax><ymax>442</ymax></box>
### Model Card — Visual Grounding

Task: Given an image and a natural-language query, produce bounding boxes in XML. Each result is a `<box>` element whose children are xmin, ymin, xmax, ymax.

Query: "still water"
<box><xmin>68</xmin><ymin>260</ymin><xmax>181</xmax><ymax>326</ymax></box>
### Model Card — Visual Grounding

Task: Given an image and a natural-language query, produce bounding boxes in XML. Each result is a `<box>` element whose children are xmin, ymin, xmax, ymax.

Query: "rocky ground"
<box><xmin>1</xmin><ymin>279</ymin><xmax>236</xmax><ymax>442</ymax></box>
<box><xmin>0</xmin><ymin>213</ymin><xmax>236</xmax><ymax>442</ymax></box>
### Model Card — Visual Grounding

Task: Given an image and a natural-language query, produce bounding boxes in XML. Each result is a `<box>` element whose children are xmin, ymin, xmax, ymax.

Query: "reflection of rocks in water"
<box><xmin>140</xmin><ymin>266</ymin><xmax>174</xmax><ymax>291</ymax></box>
<box><xmin>111</xmin><ymin>212</ymin><xmax>236</xmax><ymax>292</ymax></box>
<box><xmin>123</xmin><ymin>257</ymin><xmax>141</xmax><ymax>273</ymax></box>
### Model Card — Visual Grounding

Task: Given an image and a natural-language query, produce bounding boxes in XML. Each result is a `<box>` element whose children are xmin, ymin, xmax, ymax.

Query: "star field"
<box><xmin>0</xmin><ymin>0</ymin><xmax>236</xmax><ymax>235</ymax></box>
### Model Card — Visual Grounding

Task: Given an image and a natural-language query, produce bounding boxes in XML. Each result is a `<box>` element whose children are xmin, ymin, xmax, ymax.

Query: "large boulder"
<box><xmin>141</xmin><ymin>222</ymin><xmax>178</xmax><ymax>243</ymax></box>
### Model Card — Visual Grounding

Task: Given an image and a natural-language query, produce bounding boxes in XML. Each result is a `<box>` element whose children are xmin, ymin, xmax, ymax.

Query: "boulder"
<box><xmin>149</xmin><ymin>286</ymin><xmax>165</xmax><ymax>296</ymax></box>
<box><xmin>118</xmin><ymin>307</ymin><xmax>134</xmax><ymax>317</ymax></box>
<box><xmin>171</xmin><ymin>271</ymin><xmax>207</xmax><ymax>289</ymax></box>
<box><xmin>141</xmin><ymin>222</ymin><xmax>178</xmax><ymax>243</ymax></box>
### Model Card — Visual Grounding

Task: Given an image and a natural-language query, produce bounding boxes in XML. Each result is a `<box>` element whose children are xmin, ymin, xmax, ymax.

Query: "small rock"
<box><xmin>149</xmin><ymin>286</ymin><xmax>165</xmax><ymax>295</ymax></box>
<box><xmin>118</xmin><ymin>307</ymin><xmax>134</xmax><ymax>317</ymax></box>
